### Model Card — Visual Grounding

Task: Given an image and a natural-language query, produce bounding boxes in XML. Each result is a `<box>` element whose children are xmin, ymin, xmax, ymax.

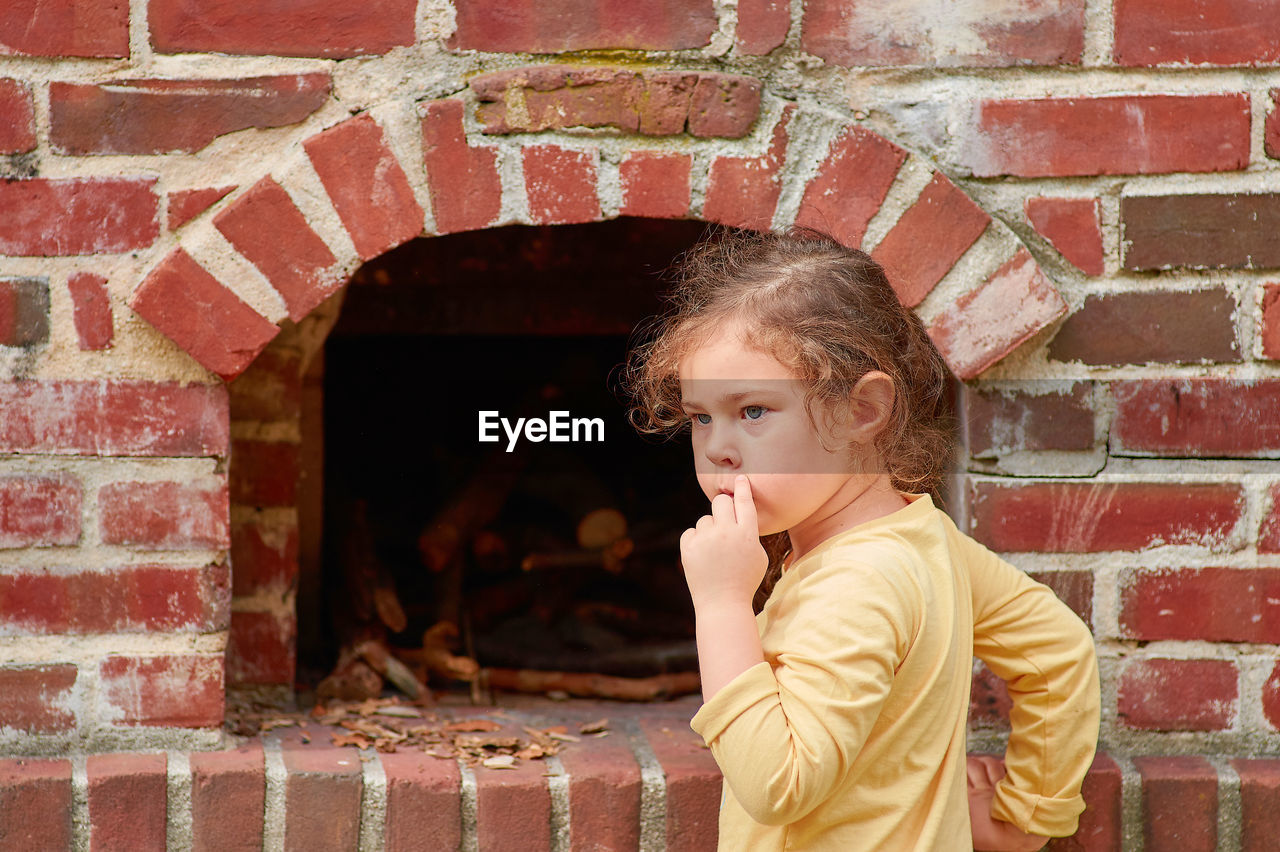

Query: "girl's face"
<box><xmin>678</xmin><ymin>323</ymin><xmax>869</xmax><ymax>537</ymax></box>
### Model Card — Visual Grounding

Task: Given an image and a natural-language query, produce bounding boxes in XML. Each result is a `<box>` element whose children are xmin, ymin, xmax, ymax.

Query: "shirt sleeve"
<box><xmin>689</xmin><ymin>551</ymin><xmax>919</xmax><ymax>827</ymax></box>
<box><xmin>966</xmin><ymin>538</ymin><xmax>1101</xmax><ymax>838</ymax></box>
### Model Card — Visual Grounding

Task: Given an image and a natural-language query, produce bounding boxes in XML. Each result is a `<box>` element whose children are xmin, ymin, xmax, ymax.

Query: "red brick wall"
<box><xmin>1</xmin><ymin>0</ymin><xmax>1278</xmax><ymax>847</ymax></box>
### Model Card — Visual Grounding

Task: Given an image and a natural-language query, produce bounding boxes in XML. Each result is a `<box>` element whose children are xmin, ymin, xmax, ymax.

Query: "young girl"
<box><xmin>623</xmin><ymin>228</ymin><xmax>1100</xmax><ymax>851</ymax></box>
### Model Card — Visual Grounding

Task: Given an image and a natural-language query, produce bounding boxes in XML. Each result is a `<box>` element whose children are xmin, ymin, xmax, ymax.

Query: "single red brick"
<box><xmin>1232</xmin><ymin>759</ymin><xmax>1280</xmax><ymax>852</ymax></box>
<box><xmin>1266</xmin><ymin>661</ymin><xmax>1280</xmax><ymax>729</ymax></box>
<box><xmin>795</xmin><ymin>125</ymin><xmax>906</xmax><ymax>249</ymax></box>
<box><xmin>0</xmin><ymin>563</ymin><xmax>229</xmax><ymax>635</ymax></box>
<box><xmin>687</xmin><ymin>74</ymin><xmax>762</xmax><ymax>138</ymax></box>
<box><xmin>639</xmin><ymin>72</ymin><xmax>701</xmax><ymax>135</ymax></box>
<box><xmin>227</xmin><ymin>345</ymin><xmax>302</xmax><ymax>421</ymax></box>
<box><xmin>703</xmin><ymin>105</ymin><xmax>793</xmax><ymax>231</ymax></box>
<box><xmin>560</xmin><ymin>736</ymin><xmax>641</xmax><ymax>850</ymax></box>
<box><xmin>0</xmin><ymin>177</ymin><xmax>158</xmax><ymax>256</ymax></box>
<box><xmin>67</xmin><ymin>271</ymin><xmax>113</xmax><ymax>350</ymax></box>
<box><xmin>0</xmin><ymin>379</ymin><xmax>229</xmax><ymax>457</ymax></box>
<box><xmin>927</xmin><ymin>247</ymin><xmax>1068</xmax><ymax>380</ymax></box>
<box><xmin>281</xmin><ymin>740</ymin><xmax>362</xmax><ymax>851</ymax></box>
<box><xmin>0</xmin><ymin>473</ymin><xmax>80</xmax><ymax>548</ymax></box>
<box><xmin>736</xmin><ymin>0</ymin><xmax>790</xmax><ymax>55</ymax></box>
<box><xmin>969</xmin><ymin>662</ymin><xmax>1012</xmax><ymax>728</ymax></box>
<box><xmin>0</xmin><ymin>0</ymin><xmax>128</xmax><ymax>57</ymax></box>
<box><xmin>304</xmin><ymin>114</ymin><xmax>424</xmax><ymax>260</ymax></box>
<box><xmin>1027</xmin><ymin>569</ymin><xmax>1094</xmax><ymax>627</ymax></box>
<box><xmin>226</xmin><ymin>610</ymin><xmax>296</xmax><ymax>686</ymax></box>
<box><xmin>0</xmin><ymin>666</ymin><xmax>77</xmax><ymax>733</ymax></box>
<box><xmin>872</xmin><ymin>172</ymin><xmax>990</xmax><ymax>307</ymax></box>
<box><xmin>230</xmin><ymin>514</ymin><xmax>299</xmax><ymax>596</ymax></box>
<box><xmin>1115</xmin><ymin>0</ymin><xmax>1280</xmax><ymax>66</ymax></box>
<box><xmin>99</xmin><ymin>479</ymin><xmax>229</xmax><ymax>550</ymax></box>
<box><xmin>801</xmin><ymin>0</ymin><xmax>1084</xmax><ymax>66</ymax></box>
<box><xmin>473</xmin><ymin>66</ymin><xmax>643</xmax><ymax>134</ymax></box>
<box><xmin>1263</xmin><ymin>483</ymin><xmax>1280</xmax><ymax>554</ymax></box>
<box><xmin>1132</xmin><ymin>756</ymin><xmax>1217</xmax><ymax>852</ymax></box>
<box><xmin>965</xmin><ymin>381</ymin><xmax>1095</xmax><ymax>456</ymax></box>
<box><xmin>129</xmin><ymin>248</ymin><xmax>280</xmax><ymax>381</ymax></box>
<box><xmin>1112</xmin><ymin>379</ymin><xmax>1280</xmax><ymax>456</ymax></box>
<box><xmin>523</xmin><ymin>145</ymin><xmax>601</xmax><ymax>226</ymax></box>
<box><xmin>474</xmin><ymin>758</ymin><xmax>552</xmax><ymax>852</ymax></box>
<box><xmin>1261</xmin><ymin>283</ymin><xmax>1280</xmax><ymax>360</ymax></box>
<box><xmin>0</xmin><ymin>79</ymin><xmax>35</xmax><ymax>153</ymax></box>
<box><xmin>100</xmin><ymin>654</ymin><xmax>223</xmax><ymax>728</ymax></box>
<box><xmin>1122</xmin><ymin>193</ymin><xmax>1280</xmax><ymax>270</ymax></box>
<box><xmin>0</xmin><ymin>277</ymin><xmax>49</xmax><ymax>346</ymax></box>
<box><xmin>1119</xmin><ymin>658</ymin><xmax>1237</xmax><ymax>731</ymax></box>
<box><xmin>190</xmin><ymin>744</ymin><xmax>266</xmax><ymax>852</ymax></box>
<box><xmin>1045</xmin><ymin>754</ymin><xmax>1122</xmax><ymax>852</ymax></box>
<box><xmin>420</xmin><ymin>99</ymin><xmax>502</xmax><ymax>234</ymax></box>
<box><xmin>620</xmin><ymin>152</ymin><xmax>691</xmax><ymax>219</ymax></box>
<box><xmin>1048</xmin><ymin>288</ymin><xmax>1240</xmax><ymax>366</ymax></box>
<box><xmin>150</xmin><ymin>0</ymin><xmax>416</xmax><ymax>58</ymax></box>
<box><xmin>0</xmin><ymin>758</ymin><xmax>73</xmax><ymax>850</ymax></box>
<box><xmin>640</xmin><ymin>718</ymin><xmax>721</xmax><ymax>852</ymax></box>
<box><xmin>168</xmin><ymin>186</ymin><xmax>236</xmax><ymax>231</ymax></box>
<box><xmin>87</xmin><ymin>753</ymin><xmax>167</xmax><ymax>852</ymax></box>
<box><xmin>1025</xmin><ymin>197</ymin><xmax>1104</xmax><ymax>275</ymax></box>
<box><xmin>381</xmin><ymin>751</ymin><xmax>461</xmax><ymax>850</ymax></box>
<box><xmin>1267</xmin><ymin>90</ymin><xmax>1279</xmax><ymax>159</ymax></box>
<box><xmin>968</xmin><ymin>480</ymin><xmax>1244</xmax><ymax>553</ymax></box>
<box><xmin>51</xmin><ymin>75</ymin><xmax>330</xmax><ymax>155</ymax></box>
<box><xmin>1120</xmin><ymin>567</ymin><xmax>1280</xmax><ymax>643</ymax></box>
<box><xmin>213</xmin><ymin>177</ymin><xmax>342</xmax><ymax>323</ymax></box>
<box><xmin>966</xmin><ymin>95</ymin><xmax>1250</xmax><ymax>177</ymax></box>
<box><xmin>229</xmin><ymin>439</ymin><xmax>299</xmax><ymax>507</ymax></box>
<box><xmin>449</xmin><ymin>0</ymin><xmax>717</xmax><ymax>52</ymax></box>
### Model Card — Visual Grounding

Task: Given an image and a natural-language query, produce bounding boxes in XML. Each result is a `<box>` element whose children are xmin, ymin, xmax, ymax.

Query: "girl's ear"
<box><xmin>843</xmin><ymin>371</ymin><xmax>895</xmax><ymax>443</ymax></box>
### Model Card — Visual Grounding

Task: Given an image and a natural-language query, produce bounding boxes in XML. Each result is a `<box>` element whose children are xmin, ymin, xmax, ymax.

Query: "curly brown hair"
<box><xmin>620</xmin><ymin>226</ymin><xmax>957</xmax><ymax>607</ymax></box>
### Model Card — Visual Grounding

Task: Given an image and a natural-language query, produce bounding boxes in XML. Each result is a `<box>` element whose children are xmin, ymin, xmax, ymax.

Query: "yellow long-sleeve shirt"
<box><xmin>689</xmin><ymin>492</ymin><xmax>1100</xmax><ymax>850</ymax></box>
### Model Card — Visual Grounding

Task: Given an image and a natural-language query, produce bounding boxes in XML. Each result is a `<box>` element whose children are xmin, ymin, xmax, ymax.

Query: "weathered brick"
<box><xmin>304</xmin><ymin>115</ymin><xmax>424</xmax><ymax>260</ymax></box>
<box><xmin>0</xmin><ymin>379</ymin><xmax>229</xmax><ymax>457</ymax></box>
<box><xmin>99</xmin><ymin>479</ymin><xmax>229</xmax><ymax>550</ymax></box>
<box><xmin>149</xmin><ymin>0</ymin><xmax>416</xmax><ymax>58</ymax></box>
<box><xmin>872</xmin><ymin>172</ymin><xmax>990</xmax><ymax>307</ymax></box>
<box><xmin>420</xmin><ymin>100</ymin><xmax>502</xmax><ymax>234</ymax></box>
<box><xmin>523</xmin><ymin>145</ymin><xmax>601</xmax><ymax>226</ymax></box>
<box><xmin>1119</xmin><ymin>659</ymin><xmax>1237</xmax><ymax>731</ymax></box>
<box><xmin>966</xmin><ymin>381</ymin><xmax>1095</xmax><ymax>456</ymax></box>
<box><xmin>51</xmin><ymin>75</ymin><xmax>330</xmax><ymax>155</ymax></box>
<box><xmin>381</xmin><ymin>751</ymin><xmax>462</xmax><ymax>850</ymax></box>
<box><xmin>736</xmin><ymin>0</ymin><xmax>790</xmax><ymax>55</ymax></box>
<box><xmin>1027</xmin><ymin>569</ymin><xmax>1093</xmax><ymax>627</ymax></box>
<box><xmin>226</xmin><ymin>610</ymin><xmax>296</xmax><ymax>686</ymax></box>
<box><xmin>969</xmin><ymin>662</ymin><xmax>1012</xmax><ymax>728</ymax></box>
<box><xmin>703</xmin><ymin>106</ymin><xmax>793</xmax><ymax>231</ymax></box>
<box><xmin>1112</xmin><ymin>379</ymin><xmax>1280</xmax><ymax>457</ymax></box>
<box><xmin>474</xmin><ymin>758</ymin><xmax>552</xmax><ymax>852</ymax></box>
<box><xmin>230</xmin><ymin>439</ymin><xmax>299</xmax><ymax>507</ymax></box>
<box><xmin>87</xmin><ymin>753</ymin><xmax>167</xmax><ymax>851</ymax></box>
<box><xmin>688</xmin><ymin>74</ymin><xmax>763</xmax><ymax>138</ymax></box>
<box><xmin>227</xmin><ymin>344</ymin><xmax>302</xmax><ymax>421</ymax></box>
<box><xmin>1263</xmin><ymin>283</ymin><xmax>1280</xmax><ymax>359</ymax></box>
<box><xmin>619</xmin><ymin>151</ymin><xmax>690</xmax><ymax>219</ymax></box>
<box><xmin>801</xmin><ymin>0</ymin><xmax>1084</xmax><ymax>67</ymax></box>
<box><xmin>0</xmin><ymin>79</ymin><xmax>36</xmax><ymax>153</ymax></box>
<box><xmin>1263</xmin><ymin>483</ymin><xmax>1280</xmax><ymax>554</ymax></box>
<box><xmin>1025</xmin><ymin>197</ymin><xmax>1104</xmax><ymax>275</ymax></box>
<box><xmin>1233</xmin><ymin>759</ymin><xmax>1280</xmax><ymax>852</ymax></box>
<box><xmin>926</xmin><ymin>248</ymin><xmax>1068</xmax><ymax>380</ymax></box>
<box><xmin>1132</xmin><ymin>756</ymin><xmax>1217</xmax><ymax>852</ymax></box>
<box><xmin>0</xmin><ymin>666</ymin><xmax>77</xmax><ymax>733</ymax></box>
<box><xmin>214</xmin><ymin>177</ymin><xmax>342</xmax><ymax>323</ymax></box>
<box><xmin>1120</xmin><ymin>567</ymin><xmax>1280</xmax><ymax>643</ymax></box>
<box><xmin>99</xmin><ymin>654</ymin><xmax>223</xmax><ymax>728</ymax></box>
<box><xmin>1115</xmin><ymin>0</ymin><xmax>1280</xmax><ymax>66</ymax></box>
<box><xmin>129</xmin><ymin>248</ymin><xmax>280</xmax><ymax>381</ymax></box>
<box><xmin>559</xmin><ymin>733</ymin><xmax>641</xmax><ymax>850</ymax></box>
<box><xmin>168</xmin><ymin>186</ymin><xmax>235</xmax><ymax>230</ymax></box>
<box><xmin>230</xmin><ymin>514</ymin><xmax>299</xmax><ymax>596</ymax></box>
<box><xmin>964</xmin><ymin>95</ymin><xmax>1250</xmax><ymax>177</ymax></box>
<box><xmin>0</xmin><ymin>178</ymin><xmax>158</xmax><ymax>256</ymax></box>
<box><xmin>190</xmin><ymin>744</ymin><xmax>265</xmax><ymax>852</ymax></box>
<box><xmin>281</xmin><ymin>739</ymin><xmax>362</xmax><ymax>851</ymax></box>
<box><xmin>0</xmin><ymin>562</ymin><xmax>229</xmax><ymax>636</ymax></box>
<box><xmin>640</xmin><ymin>718</ymin><xmax>721</xmax><ymax>852</ymax></box>
<box><xmin>0</xmin><ymin>277</ymin><xmax>49</xmax><ymax>346</ymax></box>
<box><xmin>1048</xmin><ymin>289</ymin><xmax>1239</xmax><ymax>366</ymax></box>
<box><xmin>1265</xmin><ymin>661</ymin><xmax>1280</xmax><ymax>729</ymax></box>
<box><xmin>449</xmin><ymin>0</ymin><xmax>717</xmax><ymax>52</ymax></box>
<box><xmin>0</xmin><ymin>0</ymin><xmax>128</xmax><ymax>57</ymax></box>
<box><xmin>968</xmin><ymin>480</ymin><xmax>1244</xmax><ymax>553</ymax></box>
<box><xmin>1044</xmin><ymin>754</ymin><xmax>1122</xmax><ymax>852</ymax></box>
<box><xmin>67</xmin><ymin>272</ymin><xmax>113</xmax><ymax>350</ymax></box>
<box><xmin>795</xmin><ymin>126</ymin><xmax>906</xmax><ymax>249</ymax></box>
<box><xmin>0</xmin><ymin>473</ymin><xmax>80</xmax><ymax>548</ymax></box>
<box><xmin>0</xmin><ymin>758</ymin><xmax>73</xmax><ymax>850</ymax></box>
<box><xmin>1267</xmin><ymin>89</ymin><xmax>1280</xmax><ymax>160</ymax></box>
<box><xmin>1123</xmin><ymin>193</ymin><xmax>1280</xmax><ymax>270</ymax></box>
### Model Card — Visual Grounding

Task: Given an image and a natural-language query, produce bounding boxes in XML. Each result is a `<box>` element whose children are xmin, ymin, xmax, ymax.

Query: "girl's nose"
<box><xmin>703</xmin><ymin>426</ymin><xmax>741</xmax><ymax>467</ymax></box>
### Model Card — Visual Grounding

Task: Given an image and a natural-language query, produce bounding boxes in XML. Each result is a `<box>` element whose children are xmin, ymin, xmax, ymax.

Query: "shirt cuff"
<box><xmin>689</xmin><ymin>661</ymin><xmax>777</xmax><ymax>744</ymax></box>
<box><xmin>991</xmin><ymin>780</ymin><xmax>1086</xmax><ymax>838</ymax></box>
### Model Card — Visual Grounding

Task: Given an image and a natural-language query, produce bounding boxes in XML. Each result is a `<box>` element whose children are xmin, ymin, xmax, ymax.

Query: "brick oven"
<box><xmin>3</xmin><ymin>0</ymin><xmax>1280</xmax><ymax>848</ymax></box>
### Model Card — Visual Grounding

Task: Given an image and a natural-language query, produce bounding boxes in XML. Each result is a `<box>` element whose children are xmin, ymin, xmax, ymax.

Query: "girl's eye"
<box><xmin>743</xmin><ymin>405</ymin><xmax>767</xmax><ymax>421</ymax></box>
<box><xmin>692</xmin><ymin>413</ymin><xmax>711</xmax><ymax>426</ymax></box>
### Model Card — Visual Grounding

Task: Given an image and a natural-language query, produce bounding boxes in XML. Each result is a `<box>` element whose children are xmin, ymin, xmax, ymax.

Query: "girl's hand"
<box><xmin>967</xmin><ymin>755</ymin><xmax>1048</xmax><ymax>852</ymax></box>
<box><xmin>679</xmin><ymin>475</ymin><xmax>769</xmax><ymax>612</ymax></box>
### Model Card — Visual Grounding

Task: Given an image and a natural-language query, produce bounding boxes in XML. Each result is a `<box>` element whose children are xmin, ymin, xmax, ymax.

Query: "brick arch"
<box><xmin>128</xmin><ymin>70</ymin><xmax>1067</xmax><ymax>384</ymax></box>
